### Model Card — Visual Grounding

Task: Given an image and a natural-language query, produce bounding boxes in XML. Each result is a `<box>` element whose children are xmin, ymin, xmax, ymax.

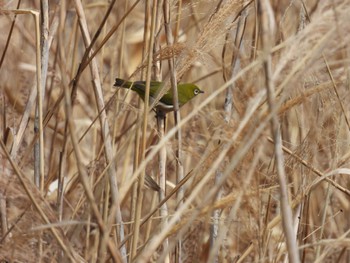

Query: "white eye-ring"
<box><xmin>194</xmin><ymin>89</ymin><xmax>200</xmax><ymax>95</ymax></box>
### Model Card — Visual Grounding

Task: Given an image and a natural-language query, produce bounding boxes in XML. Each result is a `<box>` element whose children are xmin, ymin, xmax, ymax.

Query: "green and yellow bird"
<box><xmin>114</xmin><ymin>78</ymin><xmax>204</xmax><ymax>112</ymax></box>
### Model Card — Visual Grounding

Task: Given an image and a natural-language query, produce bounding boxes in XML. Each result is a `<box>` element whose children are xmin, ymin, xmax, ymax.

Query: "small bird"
<box><xmin>114</xmin><ymin>78</ymin><xmax>204</xmax><ymax>112</ymax></box>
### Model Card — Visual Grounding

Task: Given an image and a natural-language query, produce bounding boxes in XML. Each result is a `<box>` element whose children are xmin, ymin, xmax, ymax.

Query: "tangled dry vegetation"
<box><xmin>1</xmin><ymin>0</ymin><xmax>350</xmax><ymax>262</ymax></box>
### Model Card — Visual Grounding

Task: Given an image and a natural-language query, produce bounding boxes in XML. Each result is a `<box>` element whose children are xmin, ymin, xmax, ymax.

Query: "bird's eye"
<box><xmin>194</xmin><ymin>89</ymin><xmax>200</xmax><ymax>95</ymax></box>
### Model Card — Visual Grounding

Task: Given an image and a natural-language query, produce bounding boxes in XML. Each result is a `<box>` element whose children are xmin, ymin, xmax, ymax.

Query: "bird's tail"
<box><xmin>114</xmin><ymin>78</ymin><xmax>130</xmax><ymax>88</ymax></box>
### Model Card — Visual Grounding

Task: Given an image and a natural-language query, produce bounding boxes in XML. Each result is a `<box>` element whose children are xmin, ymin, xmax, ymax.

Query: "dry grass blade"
<box><xmin>0</xmin><ymin>138</ymin><xmax>81</xmax><ymax>261</ymax></box>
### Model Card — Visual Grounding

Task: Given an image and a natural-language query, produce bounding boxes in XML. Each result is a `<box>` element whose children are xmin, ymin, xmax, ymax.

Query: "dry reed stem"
<box><xmin>130</xmin><ymin>0</ymin><xmax>163</xmax><ymax>260</ymax></box>
<box><xmin>162</xmin><ymin>0</ymin><xmax>184</xmax><ymax>261</ymax></box>
<box><xmin>259</xmin><ymin>0</ymin><xmax>300</xmax><ymax>261</ymax></box>
<box><xmin>74</xmin><ymin>0</ymin><xmax>127</xmax><ymax>261</ymax></box>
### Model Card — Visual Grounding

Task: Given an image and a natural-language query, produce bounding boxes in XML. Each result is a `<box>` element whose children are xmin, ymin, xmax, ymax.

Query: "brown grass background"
<box><xmin>1</xmin><ymin>0</ymin><xmax>350</xmax><ymax>262</ymax></box>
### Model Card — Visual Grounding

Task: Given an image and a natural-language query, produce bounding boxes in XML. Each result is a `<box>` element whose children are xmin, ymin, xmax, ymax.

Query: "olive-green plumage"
<box><xmin>114</xmin><ymin>78</ymin><xmax>204</xmax><ymax>112</ymax></box>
